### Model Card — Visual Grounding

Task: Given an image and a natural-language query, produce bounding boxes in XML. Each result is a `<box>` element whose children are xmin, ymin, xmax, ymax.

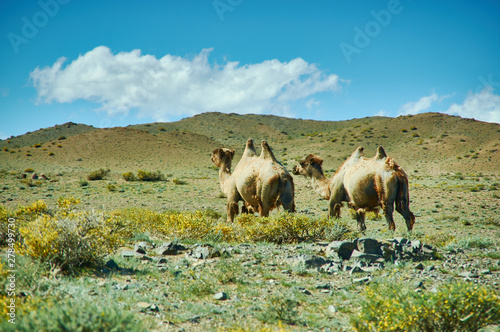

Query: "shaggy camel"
<box><xmin>293</xmin><ymin>146</ymin><xmax>415</xmax><ymax>231</ymax></box>
<box><xmin>211</xmin><ymin>139</ymin><xmax>295</xmax><ymax>222</ymax></box>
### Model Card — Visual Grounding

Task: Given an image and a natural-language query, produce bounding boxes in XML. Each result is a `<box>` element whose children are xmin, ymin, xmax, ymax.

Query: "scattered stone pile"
<box><xmin>288</xmin><ymin>237</ymin><xmax>438</xmax><ymax>281</ymax></box>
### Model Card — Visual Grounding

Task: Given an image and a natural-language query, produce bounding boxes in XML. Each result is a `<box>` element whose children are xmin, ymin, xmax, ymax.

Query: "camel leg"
<box><xmin>259</xmin><ymin>202</ymin><xmax>271</xmax><ymax>217</ymax></box>
<box><xmin>356</xmin><ymin>208</ymin><xmax>367</xmax><ymax>232</ymax></box>
<box><xmin>226</xmin><ymin>201</ymin><xmax>238</xmax><ymax>222</ymax></box>
<box><xmin>383</xmin><ymin>202</ymin><xmax>396</xmax><ymax>231</ymax></box>
<box><xmin>328</xmin><ymin>198</ymin><xmax>342</xmax><ymax>218</ymax></box>
<box><xmin>396</xmin><ymin>204</ymin><xmax>415</xmax><ymax>231</ymax></box>
<box><xmin>226</xmin><ymin>191</ymin><xmax>241</xmax><ymax>222</ymax></box>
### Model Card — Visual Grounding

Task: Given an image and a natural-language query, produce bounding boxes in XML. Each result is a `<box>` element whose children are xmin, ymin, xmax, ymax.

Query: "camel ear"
<box><xmin>229</xmin><ymin>149</ymin><xmax>235</xmax><ymax>158</ymax></box>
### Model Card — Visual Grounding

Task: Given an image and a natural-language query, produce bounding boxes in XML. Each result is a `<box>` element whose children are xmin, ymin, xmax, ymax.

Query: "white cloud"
<box><xmin>375</xmin><ymin>110</ymin><xmax>388</xmax><ymax>117</ymax></box>
<box><xmin>445</xmin><ymin>88</ymin><xmax>500</xmax><ymax>123</ymax></box>
<box><xmin>305</xmin><ymin>98</ymin><xmax>320</xmax><ymax>111</ymax></box>
<box><xmin>399</xmin><ymin>93</ymin><xmax>451</xmax><ymax>116</ymax></box>
<box><xmin>30</xmin><ymin>46</ymin><xmax>345</xmax><ymax>120</ymax></box>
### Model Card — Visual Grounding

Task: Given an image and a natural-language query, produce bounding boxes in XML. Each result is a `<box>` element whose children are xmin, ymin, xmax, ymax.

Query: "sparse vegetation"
<box><xmin>122</xmin><ymin>171</ymin><xmax>136</xmax><ymax>182</ymax></box>
<box><xmin>87</xmin><ymin>168</ymin><xmax>110</xmax><ymax>181</ymax></box>
<box><xmin>136</xmin><ymin>169</ymin><xmax>165</xmax><ymax>181</ymax></box>
<box><xmin>352</xmin><ymin>281</ymin><xmax>500</xmax><ymax>332</ymax></box>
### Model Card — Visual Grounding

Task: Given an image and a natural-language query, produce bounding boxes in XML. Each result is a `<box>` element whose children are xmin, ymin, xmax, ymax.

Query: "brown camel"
<box><xmin>293</xmin><ymin>146</ymin><xmax>415</xmax><ymax>231</ymax></box>
<box><xmin>211</xmin><ymin>139</ymin><xmax>295</xmax><ymax>222</ymax></box>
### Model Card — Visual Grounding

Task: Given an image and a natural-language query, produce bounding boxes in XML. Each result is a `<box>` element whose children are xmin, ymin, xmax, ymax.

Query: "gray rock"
<box><xmin>394</xmin><ymin>237</ymin><xmax>410</xmax><ymax>245</ymax></box>
<box><xmin>326</xmin><ymin>241</ymin><xmax>357</xmax><ymax>260</ymax></box>
<box><xmin>136</xmin><ymin>301</ymin><xmax>152</xmax><ymax>311</ymax></box>
<box><xmin>425</xmin><ymin>265</ymin><xmax>436</xmax><ymax>272</ymax></box>
<box><xmin>316</xmin><ymin>283</ymin><xmax>332</xmax><ymax>290</ymax></box>
<box><xmin>156</xmin><ymin>242</ymin><xmax>187</xmax><ymax>255</ymax></box>
<box><xmin>122</xmin><ymin>250</ymin><xmax>136</xmax><ymax>258</ymax></box>
<box><xmin>413</xmin><ymin>280</ymin><xmax>424</xmax><ymax>289</ymax></box>
<box><xmin>134</xmin><ymin>241</ymin><xmax>150</xmax><ymax>254</ymax></box>
<box><xmin>300</xmin><ymin>288</ymin><xmax>312</xmax><ymax>295</ymax></box>
<box><xmin>157</xmin><ymin>258</ymin><xmax>168</xmax><ymax>265</ymax></box>
<box><xmin>459</xmin><ymin>271</ymin><xmax>478</xmax><ymax>278</ymax></box>
<box><xmin>356</xmin><ymin>238</ymin><xmax>383</xmax><ymax>255</ymax></box>
<box><xmin>105</xmin><ymin>259</ymin><xmax>119</xmax><ymax>270</ymax></box>
<box><xmin>320</xmin><ymin>262</ymin><xmax>341</xmax><ymax>274</ymax></box>
<box><xmin>349</xmin><ymin>266</ymin><xmax>364</xmax><ymax>274</ymax></box>
<box><xmin>214</xmin><ymin>292</ymin><xmax>228</xmax><ymax>300</ymax></box>
<box><xmin>191</xmin><ymin>245</ymin><xmax>221</xmax><ymax>259</ymax></box>
<box><xmin>415</xmin><ymin>263</ymin><xmax>425</xmax><ymax>270</ymax></box>
<box><xmin>411</xmin><ymin>240</ymin><xmax>422</xmax><ymax>253</ymax></box>
<box><xmin>350</xmin><ymin>249</ymin><xmax>382</xmax><ymax>264</ymax></box>
<box><xmin>353</xmin><ymin>276</ymin><xmax>372</xmax><ymax>284</ymax></box>
<box><xmin>328</xmin><ymin>305</ymin><xmax>337</xmax><ymax>313</ymax></box>
<box><xmin>480</xmin><ymin>269</ymin><xmax>492</xmax><ymax>275</ymax></box>
<box><xmin>290</xmin><ymin>254</ymin><xmax>328</xmax><ymax>269</ymax></box>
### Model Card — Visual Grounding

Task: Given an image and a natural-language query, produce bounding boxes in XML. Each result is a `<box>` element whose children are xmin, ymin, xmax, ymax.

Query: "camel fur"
<box><xmin>211</xmin><ymin>139</ymin><xmax>295</xmax><ymax>222</ymax></box>
<box><xmin>293</xmin><ymin>146</ymin><xmax>415</xmax><ymax>231</ymax></box>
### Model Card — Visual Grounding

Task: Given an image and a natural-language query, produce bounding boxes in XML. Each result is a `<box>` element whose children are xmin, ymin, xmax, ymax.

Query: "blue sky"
<box><xmin>1</xmin><ymin>0</ymin><xmax>499</xmax><ymax>139</ymax></box>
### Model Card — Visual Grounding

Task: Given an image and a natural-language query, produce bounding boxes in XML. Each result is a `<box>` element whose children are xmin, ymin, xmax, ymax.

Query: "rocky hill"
<box><xmin>1</xmin><ymin>112</ymin><xmax>499</xmax><ymax>175</ymax></box>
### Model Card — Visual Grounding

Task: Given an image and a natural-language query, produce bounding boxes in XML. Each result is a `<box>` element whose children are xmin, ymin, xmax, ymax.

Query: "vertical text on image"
<box><xmin>6</xmin><ymin>218</ymin><xmax>17</xmax><ymax>325</ymax></box>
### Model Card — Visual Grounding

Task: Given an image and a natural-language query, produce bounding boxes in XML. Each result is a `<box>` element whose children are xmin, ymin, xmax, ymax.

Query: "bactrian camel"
<box><xmin>293</xmin><ymin>146</ymin><xmax>415</xmax><ymax>231</ymax></box>
<box><xmin>211</xmin><ymin>139</ymin><xmax>295</xmax><ymax>222</ymax></box>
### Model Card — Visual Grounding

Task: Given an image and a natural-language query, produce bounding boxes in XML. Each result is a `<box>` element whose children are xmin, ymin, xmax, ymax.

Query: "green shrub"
<box><xmin>79</xmin><ymin>179</ymin><xmax>89</xmax><ymax>187</ymax></box>
<box><xmin>136</xmin><ymin>169</ymin><xmax>164</xmax><ymax>181</ymax></box>
<box><xmin>236</xmin><ymin>213</ymin><xmax>350</xmax><ymax>244</ymax></box>
<box><xmin>172</xmin><ymin>178</ymin><xmax>187</xmax><ymax>185</ymax></box>
<box><xmin>351</xmin><ymin>281</ymin><xmax>500</xmax><ymax>332</ymax></box>
<box><xmin>259</xmin><ymin>294</ymin><xmax>301</xmax><ymax>325</ymax></box>
<box><xmin>24</xmin><ymin>168</ymin><xmax>34</xmax><ymax>173</ymax></box>
<box><xmin>87</xmin><ymin>168</ymin><xmax>110</xmax><ymax>181</ymax></box>
<box><xmin>0</xmin><ymin>296</ymin><xmax>150</xmax><ymax>331</ymax></box>
<box><xmin>122</xmin><ymin>171</ymin><xmax>136</xmax><ymax>181</ymax></box>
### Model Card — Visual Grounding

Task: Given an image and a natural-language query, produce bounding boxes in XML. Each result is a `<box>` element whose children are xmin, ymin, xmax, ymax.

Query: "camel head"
<box><xmin>293</xmin><ymin>154</ymin><xmax>324</xmax><ymax>177</ymax></box>
<box><xmin>211</xmin><ymin>148</ymin><xmax>235</xmax><ymax>168</ymax></box>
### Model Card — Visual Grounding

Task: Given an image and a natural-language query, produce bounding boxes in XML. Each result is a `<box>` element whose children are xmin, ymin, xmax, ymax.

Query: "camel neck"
<box><xmin>218</xmin><ymin>161</ymin><xmax>232</xmax><ymax>193</ymax></box>
<box><xmin>310</xmin><ymin>175</ymin><xmax>331</xmax><ymax>200</ymax></box>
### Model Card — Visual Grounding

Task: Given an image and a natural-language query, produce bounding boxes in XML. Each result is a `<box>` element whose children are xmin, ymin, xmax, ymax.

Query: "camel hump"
<box><xmin>244</xmin><ymin>138</ymin><xmax>257</xmax><ymax>157</ymax></box>
<box><xmin>260</xmin><ymin>140</ymin><xmax>278</xmax><ymax>161</ymax></box>
<box><xmin>375</xmin><ymin>146</ymin><xmax>387</xmax><ymax>160</ymax></box>
<box><xmin>350</xmin><ymin>146</ymin><xmax>364</xmax><ymax>160</ymax></box>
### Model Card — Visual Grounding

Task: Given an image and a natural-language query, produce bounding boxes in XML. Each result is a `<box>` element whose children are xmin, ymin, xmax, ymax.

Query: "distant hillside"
<box><xmin>1</xmin><ymin>112</ymin><xmax>499</xmax><ymax>176</ymax></box>
<box><xmin>0</xmin><ymin>122</ymin><xmax>96</xmax><ymax>149</ymax></box>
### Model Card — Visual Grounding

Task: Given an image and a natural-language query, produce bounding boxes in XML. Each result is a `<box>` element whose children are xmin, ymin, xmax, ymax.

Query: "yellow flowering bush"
<box><xmin>351</xmin><ymin>281</ymin><xmax>500</xmax><ymax>331</ymax></box>
<box><xmin>113</xmin><ymin>209</ymin><xmax>350</xmax><ymax>244</ymax></box>
<box><xmin>15</xmin><ymin>200</ymin><xmax>50</xmax><ymax>220</ymax></box>
<box><xmin>19</xmin><ymin>210</ymin><xmax>124</xmax><ymax>271</ymax></box>
<box><xmin>237</xmin><ymin>213</ymin><xmax>350</xmax><ymax>244</ymax></box>
<box><xmin>1</xmin><ymin>200</ymin><xmax>51</xmax><ymax>246</ymax></box>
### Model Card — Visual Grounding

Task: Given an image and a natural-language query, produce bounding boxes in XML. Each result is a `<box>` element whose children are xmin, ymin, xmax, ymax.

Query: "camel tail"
<box><xmin>279</xmin><ymin>174</ymin><xmax>296</xmax><ymax>212</ymax></box>
<box><xmin>395</xmin><ymin>168</ymin><xmax>416</xmax><ymax>230</ymax></box>
<box><xmin>395</xmin><ymin>170</ymin><xmax>410</xmax><ymax>211</ymax></box>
